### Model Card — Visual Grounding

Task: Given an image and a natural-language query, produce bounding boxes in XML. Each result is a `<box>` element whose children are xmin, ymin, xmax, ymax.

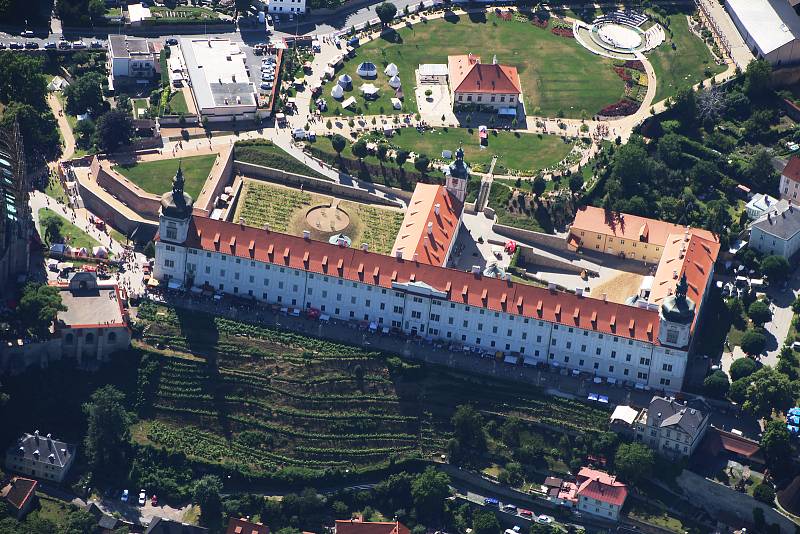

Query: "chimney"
<box><xmin>427</xmin><ymin>221</ymin><xmax>433</xmax><ymax>235</ymax></box>
<box><xmin>60</xmin><ymin>448</ymin><xmax>67</xmax><ymax>456</ymax></box>
<box><xmin>434</xmin><ymin>203</ymin><xmax>440</xmax><ymax>215</ymax></box>
<box><xmin>33</xmin><ymin>450</ymin><xmax>39</xmax><ymax>459</ymax></box>
<box><xmin>395</xmin><ymin>250</ymin><xmax>403</xmax><ymax>259</ymax></box>
<box><xmin>361</xmin><ymin>243</ymin><xmax>369</xmax><ymax>251</ymax></box>
<box><xmin>602</xmin><ymin>293</ymin><xmax>607</xmax><ymax>302</ymax></box>
<box><xmin>263</xmin><ymin>223</ymin><xmax>270</xmax><ymax>231</ymax></box>
<box><xmin>239</xmin><ymin>217</ymin><xmax>245</xmax><ymax>227</ymax></box>
<box><xmin>303</xmin><ymin>230</ymin><xmax>311</xmax><ymax>240</ymax></box>
<box><xmin>413</xmin><ymin>252</ymin><xmax>419</xmax><ymax>262</ymax></box>
<box><xmin>471</xmin><ymin>265</ymin><xmax>481</xmax><ymax>274</ymax></box>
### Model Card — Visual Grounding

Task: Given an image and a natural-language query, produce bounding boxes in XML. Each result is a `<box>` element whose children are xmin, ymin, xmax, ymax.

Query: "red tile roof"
<box><xmin>571</xmin><ymin>206</ymin><xmax>717</xmax><ymax>246</ymax></box>
<box><xmin>391</xmin><ymin>184</ymin><xmax>463</xmax><ymax>266</ymax></box>
<box><xmin>783</xmin><ymin>155</ymin><xmax>800</xmax><ymax>184</ymax></box>
<box><xmin>180</xmin><ymin>216</ymin><xmax>662</xmax><ymax>343</ymax></box>
<box><xmin>448</xmin><ymin>54</ymin><xmax>521</xmax><ymax>95</ymax></box>
<box><xmin>334</xmin><ymin>520</ymin><xmax>410</xmax><ymax>534</ymax></box>
<box><xmin>226</xmin><ymin>518</ymin><xmax>269</xmax><ymax>534</ymax></box>
<box><xmin>2</xmin><ymin>477</ymin><xmax>37</xmax><ymax>511</ymax></box>
<box><xmin>575</xmin><ymin>467</ymin><xmax>627</xmax><ymax>507</ymax></box>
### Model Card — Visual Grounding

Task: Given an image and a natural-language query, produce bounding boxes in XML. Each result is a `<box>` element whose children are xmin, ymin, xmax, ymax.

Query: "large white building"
<box><xmin>634</xmin><ymin>396</ymin><xmax>710</xmax><ymax>458</ymax></box>
<box><xmin>749</xmin><ymin>202</ymin><xmax>800</xmax><ymax>259</ymax></box>
<box><xmin>179</xmin><ymin>38</ymin><xmax>257</xmax><ymax>121</ymax></box>
<box><xmin>107</xmin><ymin>34</ymin><xmax>157</xmax><ymax>90</ymax></box>
<box><xmin>267</xmin><ymin>0</ymin><xmax>306</xmax><ymax>15</ymax></box>
<box><xmin>155</xmin><ymin>168</ymin><xmax>704</xmax><ymax>392</ymax></box>
<box><xmin>726</xmin><ymin>0</ymin><xmax>800</xmax><ymax>65</ymax></box>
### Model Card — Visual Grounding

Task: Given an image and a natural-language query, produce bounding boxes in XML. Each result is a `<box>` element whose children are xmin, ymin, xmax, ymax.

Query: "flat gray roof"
<box><xmin>57</xmin><ymin>286</ymin><xmax>125</xmax><ymax>327</ymax></box>
<box><xmin>108</xmin><ymin>34</ymin><xmax>152</xmax><ymax>59</ymax></box>
<box><xmin>179</xmin><ymin>37</ymin><xmax>256</xmax><ymax>112</ymax></box>
<box><xmin>727</xmin><ymin>0</ymin><xmax>800</xmax><ymax>55</ymax></box>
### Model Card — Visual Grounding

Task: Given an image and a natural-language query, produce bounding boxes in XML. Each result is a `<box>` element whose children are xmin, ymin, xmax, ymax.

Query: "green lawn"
<box><xmin>323</xmin><ymin>13</ymin><xmax>624</xmax><ymax>118</ymax></box>
<box><xmin>383</xmin><ymin>127</ymin><xmax>573</xmax><ymax>175</ymax></box>
<box><xmin>234</xmin><ymin>140</ymin><xmax>330</xmax><ymax>180</ymax></box>
<box><xmin>646</xmin><ymin>11</ymin><xmax>725</xmax><ymax>103</ymax></box>
<box><xmin>38</xmin><ymin>208</ymin><xmax>101</xmax><ymax>250</ymax></box>
<box><xmin>114</xmin><ymin>154</ymin><xmax>216</xmax><ymax>198</ymax></box>
<box><xmin>45</xmin><ymin>176</ymin><xmax>69</xmax><ymax>205</ymax></box>
<box><xmin>168</xmin><ymin>90</ymin><xmax>189</xmax><ymax>115</ymax></box>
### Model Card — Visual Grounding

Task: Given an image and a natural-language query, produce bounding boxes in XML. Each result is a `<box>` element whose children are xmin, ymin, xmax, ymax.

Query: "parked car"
<box><xmin>260</xmin><ymin>82</ymin><xmax>272</xmax><ymax>90</ymax></box>
<box><xmin>166</xmin><ymin>38</ymin><xmax>178</xmax><ymax>46</ymax></box>
<box><xmin>151</xmin><ymin>494</ymin><xmax>158</xmax><ymax>506</ymax></box>
<box><xmin>58</xmin><ymin>41</ymin><xmax>71</xmax><ymax>49</ymax></box>
<box><xmin>483</xmin><ymin>498</ymin><xmax>499</xmax><ymax>507</ymax></box>
<box><xmin>138</xmin><ymin>489</ymin><xmax>146</xmax><ymax>506</ymax></box>
<box><xmin>0</xmin><ymin>43</ymin><xmax>6</xmax><ymax>49</ymax></box>
<box><xmin>502</xmin><ymin>504</ymin><xmax>517</xmax><ymax>512</ymax></box>
<box><xmin>121</xmin><ymin>489</ymin><xmax>129</xmax><ymax>502</ymax></box>
<box><xmin>518</xmin><ymin>509</ymin><xmax>533</xmax><ymax>518</ymax></box>
<box><xmin>21</xmin><ymin>30</ymin><xmax>34</xmax><ymax>37</ymax></box>
<box><xmin>44</xmin><ymin>41</ymin><xmax>56</xmax><ymax>49</ymax></box>
<box><xmin>9</xmin><ymin>42</ymin><xmax>23</xmax><ymax>49</ymax></box>
<box><xmin>72</xmin><ymin>41</ymin><xmax>86</xmax><ymax>49</ymax></box>
<box><xmin>24</xmin><ymin>42</ymin><xmax>39</xmax><ymax>49</ymax></box>
<box><xmin>90</xmin><ymin>40</ymin><xmax>104</xmax><ymax>48</ymax></box>
<box><xmin>292</xmin><ymin>128</ymin><xmax>306</xmax><ymax>140</ymax></box>
<box><xmin>535</xmin><ymin>515</ymin><xmax>553</xmax><ymax>525</ymax></box>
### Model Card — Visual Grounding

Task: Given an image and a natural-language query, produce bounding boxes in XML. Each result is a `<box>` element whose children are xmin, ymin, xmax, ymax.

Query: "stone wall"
<box><xmin>195</xmin><ymin>146</ymin><xmax>234</xmax><ymax>215</ymax></box>
<box><xmin>77</xmin><ymin>181</ymin><xmax>158</xmax><ymax>238</ymax></box>
<box><xmin>492</xmin><ymin>222</ymin><xmax>568</xmax><ymax>251</ymax></box>
<box><xmin>92</xmin><ymin>158</ymin><xmax>161</xmax><ymax>219</ymax></box>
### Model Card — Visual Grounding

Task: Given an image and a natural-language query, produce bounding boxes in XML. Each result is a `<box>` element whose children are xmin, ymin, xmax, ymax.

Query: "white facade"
<box><xmin>268</xmin><ymin>0</ymin><xmax>306</xmax><ymax>14</ymax></box>
<box><xmin>155</xmin><ymin>212</ymin><xmax>692</xmax><ymax>391</ymax></box>
<box><xmin>634</xmin><ymin>397</ymin><xmax>709</xmax><ymax>458</ymax></box>
<box><xmin>107</xmin><ymin>35</ymin><xmax>156</xmax><ymax>81</ymax></box>
<box><xmin>5</xmin><ymin>432</ymin><xmax>75</xmax><ymax>483</ymax></box>
<box><xmin>577</xmin><ymin>495</ymin><xmax>622</xmax><ymax>521</ymax></box>
<box><xmin>750</xmin><ymin>205</ymin><xmax>800</xmax><ymax>259</ymax></box>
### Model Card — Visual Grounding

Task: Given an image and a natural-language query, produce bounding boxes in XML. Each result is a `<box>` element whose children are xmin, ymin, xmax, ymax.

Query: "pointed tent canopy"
<box><xmin>330</xmin><ymin>84</ymin><xmax>344</xmax><ymax>99</ymax></box>
<box><xmin>388</xmin><ymin>75</ymin><xmax>402</xmax><ymax>88</ymax></box>
<box><xmin>338</xmin><ymin>73</ymin><xmax>352</xmax><ymax>88</ymax></box>
<box><xmin>356</xmin><ymin>62</ymin><xmax>378</xmax><ymax>77</ymax></box>
<box><xmin>360</xmin><ymin>83</ymin><xmax>379</xmax><ymax>96</ymax></box>
<box><xmin>384</xmin><ymin>63</ymin><xmax>399</xmax><ymax>76</ymax></box>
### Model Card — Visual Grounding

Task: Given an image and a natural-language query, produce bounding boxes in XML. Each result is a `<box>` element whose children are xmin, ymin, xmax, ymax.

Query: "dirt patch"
<box><xmin>306</xmin><ymin>204</ymin><xmax>351</xmax><ymax>233</ymax></box>
<box><xmin>590</xmin><ymin>271</ymin><xmax>645</xmax><ymax>304</ymax></box>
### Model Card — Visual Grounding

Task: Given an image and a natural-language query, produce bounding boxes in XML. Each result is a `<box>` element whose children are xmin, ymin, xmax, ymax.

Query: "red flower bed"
<box><xmin>622</xmin><ymin>60</ymin><xmax>645</xmax><ymax>72</ymax></box>
<box><xmin>598</xmin><ymin>99</ymin><xmax>640</xmax><ymax>117</ymax></box>
<box><xmin>496</xmin><ymin>10</ymin><xmax>513</xmax><ymax>21</ymax></box>
<box><xmin>614</xmin><ymin>66</ymin><xmax>633</xmax><ymax>82</ymax></box>
<box><xmin>551</xmin><ymin>27</ymin><xmax>573</xmax><ymax>38</ymax></box>
<box><xmin>531</xmin><ymin>16</ymin><xmax>548</xmax><ymax>28</ymax></box>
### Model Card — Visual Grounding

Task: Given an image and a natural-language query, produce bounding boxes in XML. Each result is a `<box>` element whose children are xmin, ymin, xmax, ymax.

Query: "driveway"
<box><xmin>87</xmin><ymin>494</ymin><xmax>193</xmax><ymax>526</ymax></box>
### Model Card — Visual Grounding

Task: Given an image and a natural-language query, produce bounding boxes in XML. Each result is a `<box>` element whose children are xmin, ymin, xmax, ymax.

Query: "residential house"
<box><xmin>0</xmin><ymin>477</ymin><xmax>38</xmax><ymax>519</ymax></box>
<box><xmin>634</xmin><ymin>396</ymin><xmax>709</xmax><ymax>458</ymax></box>
<box><xmin>780</xmin><ymin>155</ymin><xmax>800</xmax><ymax>203</ymax></box>
<box><xmin>334</xmin><ymin>519</ymin><xmax>410</xmax><ymax>534</ymax></box>
<box><xmin>749</xmin><ymin>202</ymin><xmax>800</xmax><ymax>259</ymax></box>
<box><xmin>575</xmin><ymin>467</ymin><xmax>628</xmax><ymax>521</ymax></box>
<box><xmin>448</xmin><ymin>54</ymin><xmax>521</xmax><ymax>112</ymax></box>
<box><xmin>146</xmin><ymin>516</ymin><xmax>209</xmax><ymax>534</ymax></box>
<box><xmin>227</xmin><ymin>517</ymin><xmax>270</xmax><ymax>534</ymax></box>
<box><xmin>107</xmin><ymin>34</ymin><xmax>157</xmax><ymax>90</ymax></box>
<box><xmin>745</xmin><ymin>193</ymin><xmax>783</xmax><ymax>220</ymax></box>
<box><xmin>5</xmin><ymin>431</ymin><xmax>76</xmax><ymax>483</ymax></box>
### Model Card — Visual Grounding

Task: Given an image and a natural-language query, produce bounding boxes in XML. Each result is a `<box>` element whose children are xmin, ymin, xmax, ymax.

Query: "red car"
<box><xmin>518</xmin><ymin>509</ymin><xmax>533</xmax><ymax>518</ymax></box>
<box><xmin>151</xmin><ymin>494</ymin><xmax>158</xmax><ymax>506</ymax></box>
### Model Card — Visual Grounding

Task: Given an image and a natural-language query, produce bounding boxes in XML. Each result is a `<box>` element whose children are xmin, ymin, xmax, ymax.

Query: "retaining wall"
<box><xmin>518</xmin><ymin>246</ymin><xmax>591</xmax><ymax>276</ymax></box>
<box><xmin>77</xmin><ymin>180</ymin><xmax>159</xmax><ymax>239</ymax></box>
<box><xmin>93</xmin><ymin>159</ymin><xmax>161</xmax><ymax>219</ymax></box>
<box><xmin>492</xmin><ymin>222</ymin><xmax>568</xmax><ymax>251</ymax></box>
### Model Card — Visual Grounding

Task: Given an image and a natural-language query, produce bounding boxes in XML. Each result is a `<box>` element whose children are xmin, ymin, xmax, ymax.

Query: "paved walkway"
<box><xmin>47</xmin><ymin>92</ymin><xmax>75</xmax><ymax>162</ymax></box>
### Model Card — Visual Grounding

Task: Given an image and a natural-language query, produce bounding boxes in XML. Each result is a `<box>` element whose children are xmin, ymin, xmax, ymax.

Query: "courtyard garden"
<box><xmin>322</xmin><ymin>11</ymin><xmax>626</xmax><ymax>119</ymax></box>
<box><xmin>232</xmin><ymin>180</ymin><xmax>403</xmax><ymax>254</ymax></box>
<box><xmin>113</xmin><ymin>153</ymin><xmax>216</xmax><ymax>199</ymax></box>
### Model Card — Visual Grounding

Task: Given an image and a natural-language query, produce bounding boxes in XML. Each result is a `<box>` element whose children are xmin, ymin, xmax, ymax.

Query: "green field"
<box><xmin>38</xmin><ymin>208</ymin><xmax>101</xmax><ymax>250</ymax></box>
<box><xmin>234</xmin><ymin>140</ymin><xmax>330</xmax><ymax>180</ymax></box>
<box><xmin>168</xmin><ymin>90</ymin><xmax>189</xmax><ymax>114</ymax></box>
<box><xmin>114</xmin><ymin>154</ymin><xmax>216</xmax><ymax>198</ymax></box>
<box><xmin>132</xmin><ymin>301</ymin><xmax>612</xmax><ymax>477</ymax></box>
<box><xmin>381</xmin><ymin>128</ymin><xmax>573</xmax><ymax>175</ymax></box>
<box><xmin>646</xmin><ymin>11</ymin><xmax>725</xmax><ymax>102</ymax></box>
<box><xmin>323</xmin><ymin>12</ymin><xmax>624</xmax><ymax>118</ymax></box>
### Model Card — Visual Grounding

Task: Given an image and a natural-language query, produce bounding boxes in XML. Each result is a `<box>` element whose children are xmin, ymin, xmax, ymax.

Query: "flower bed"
<box><xmin>598</xmin><ymin>98</ymin><xmax>640</xmax><ymax>117</ymax></box>
<box><xmin>614</xmin><ymin>66</ymin><xmax>633</xmax><ymax>82</ymax></box>
<box><xmin>531</xmin><ymin>15</ymin><xmax>549</xmax><ymax>28</ymax></box>
<box><xmin>622</xmin><ymin>59</ymin><xmax>646</xmax><ymax>72</ymax></box>
<box><xmin>495</xmin><ymin>10</ymin><xmax>513</xmax><ymax>21</ymax></box>
<box><xmin>551</xmin><ymin>26</ymin><xmax>574</xmax><ymax>38</ymax></box>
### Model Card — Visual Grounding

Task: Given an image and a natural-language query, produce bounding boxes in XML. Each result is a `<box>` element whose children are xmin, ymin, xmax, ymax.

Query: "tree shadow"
<box><xmin>443</xmin><ymin>10</ymin><xmax>460</xmax><ymax>24</ymax></box>
<box><xmin>380</xmin><ymin>29</ymin><xmax>403</xmax><ymax>44</ymax></box>
<box><xmin>467</xmin><ymin>11</ymin><xmax>487</xmax><ymax>24</ymax></box>
<box><xmin>175</xmin><ymin>306</ymin><xmax>220</xmax><ymax>357</ymax></box>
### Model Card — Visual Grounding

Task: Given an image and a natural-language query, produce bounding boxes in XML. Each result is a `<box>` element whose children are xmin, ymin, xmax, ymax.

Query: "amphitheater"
<box><xmin>573</xmin><ymin>10</ymin><xmax>665</xmax><ymax>60</ymax></box>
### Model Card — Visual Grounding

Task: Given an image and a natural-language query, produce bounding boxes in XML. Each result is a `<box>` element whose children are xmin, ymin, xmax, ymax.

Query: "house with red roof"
<box><xmin>226</xmin><ymin>517</ymin><xmax>270</xmax><ymax>534</ymax></box>
<box><xmin>334</xmin><ymin>519</ymin><xmax>410</xmax><ymax>534</ymax></box>
<box><xmin>448</xmin><ymin>54</ymin><xmax>522</xmax><ymax>111</ymax></box>
<box><xmin>1</xmin><ymin>477</ymin><xmax>38</xmax><ymax>519</ymax></box>
<box><xmin>574</xmin><ymin>467</ymin><xmax>628</xmax><ymax>521</ymax></box>
<box><xmin>780</xmin><ymin>155</ymin><xmax>800</xmax><ymax>203</ymax></box>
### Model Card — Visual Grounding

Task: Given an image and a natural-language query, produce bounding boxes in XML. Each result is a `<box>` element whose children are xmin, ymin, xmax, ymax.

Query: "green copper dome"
<box><xmin>160</xmin><ymin>163</ymin><xmax>194</xmax><ymax>219</ymax></box>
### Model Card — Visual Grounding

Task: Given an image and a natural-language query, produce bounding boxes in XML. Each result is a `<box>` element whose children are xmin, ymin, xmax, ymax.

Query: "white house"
<box><xmin>749</xmin><ymin>203</ymin><xmax>800</xmax><ymax>259</ymax></box>
<box><xmin>634</xmin><ymin>396</ymin><xmax>709</xmax><ymax>458</ymax></box>
<box><xmin>267</xmin><ymin>0</ymin><xmax>306</xmax><ymax>15</ymax></box>
<box><xmin>575</xmin><ymin>467</ymin><xmax>628</xmax><ymax>521</ymax></box>
<box><xmin>779</xmin><ymin>155</ymin><xmax>800</xmax><ymax>203</ymax></box>
<box><xmin>5</xmin><ymin>431</ymin><xmax>76</xmax><ymax>483</ymax></box>
<box><xmin>107</xmin><ymin>34</ymin><xmax>157</xmax><ymax>89</ymax></box>
<box><xmin>745</xmin><ymin>193</ymin><xmax>783</xmax><ymax>220</ymax></box>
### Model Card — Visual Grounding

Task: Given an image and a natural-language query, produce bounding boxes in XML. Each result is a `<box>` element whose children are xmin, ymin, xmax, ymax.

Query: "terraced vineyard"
<box><xmin>133</xmin><ymin>302</ymin><xmax>611</xmax><ymax>477</ymax></box>
<box><xmin>234</xmin><ymin>180</ymin><xmax>313</xmax><ymax>232</ymax></box>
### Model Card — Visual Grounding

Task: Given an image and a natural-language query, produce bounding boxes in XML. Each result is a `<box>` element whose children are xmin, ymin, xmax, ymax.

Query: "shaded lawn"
<box><xmin>38</xmin><ymin>208</ymin><xmax>101</xmax><ymax>250</ymax></box>
<box><xmin>646</xmin><ymin>11</ymin><xmax>725</xmax><ymax>103</ymax></box>
<box><xmin>114</xmin><ymin>154</ymin><xmax>216</xmax><ymax>198</ymax></box>
<box><xmin>234</xmin><ymin>141</ymin><xmax>329</xmax><ymax>180</ymax></box>
<box><xmin>168</xmin><ymin>90</ymin><xmax>189</xmax><ymax>114</ymax></box>
<box><xmin>387</xmin><ymin>127</ymin><xmax>573</xmax><ymax>175</ymax></box>
<box><xmin>323</xmin><ymin>13</ymin><xmax>624</xmax><ymax>118</ymax></box>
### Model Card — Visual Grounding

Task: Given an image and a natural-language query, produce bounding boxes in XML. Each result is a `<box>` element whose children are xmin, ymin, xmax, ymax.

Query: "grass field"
<box><xmin>234</xmin><ymin>141</ymin><xmax>330</xmax><ymax>180</ymax></box>
<box><xmin>323</xmin><ymin>12</ymin><xmax>624</xmax><ymax>118</ymax></box>
<box><xmin>45</xmin><ymin>176</ymin><xmax>69</xmax><ymax>205</ymax></box>
<box><xmin>133</xmin><ymin>301</ymin><xmax>612</xmax><ymax>476</ymax></box>
<box><xmin>168</xmin><ymin>90</ymin><xmax>189</xmax><ymax>114</ymax></box>
<box><xmin>114</xmin><ymin>154</ymin><xmax>216</xmax><ymax>198</ymax></box>
<box><xmin>38</xmin><ymin>208</ymin><xmax>101</xmax><ymax>250</ymax></box>
<box><xmin>377</xmin><ymin>127</ymin><xmax>573</xmax><ymax>176</ymax></box>
<box><xmin>233</xmin><ymin>180</ymin><xmax>403</xmax><ymax>254</ymax></box>
<box><xmin>646</xmin><ymin>11</ymin><xmax>725</xmax><ymax>102</ymax></box>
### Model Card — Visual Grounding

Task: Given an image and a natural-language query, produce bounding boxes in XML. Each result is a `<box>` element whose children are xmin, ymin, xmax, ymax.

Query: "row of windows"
<box><xmin>456</xmin><ymin>94</ymin><xmax>514</xmax><ymax>103</ymax></box>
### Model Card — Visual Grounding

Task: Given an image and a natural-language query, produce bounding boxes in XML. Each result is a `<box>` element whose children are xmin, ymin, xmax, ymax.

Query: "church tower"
<box><xmin>658</xmin><ymin>274</ymin><xmax>695</xmax><ymax>348</ymax></box>
<box><xmin>158</xmin><ymin>164</ymin><xmax>194</xmax><ymax>245</ymax></box>
<box><xmin>444</xmin><ymin>146</ymin><xmax>469</xmax><ymax>203</ymax></box>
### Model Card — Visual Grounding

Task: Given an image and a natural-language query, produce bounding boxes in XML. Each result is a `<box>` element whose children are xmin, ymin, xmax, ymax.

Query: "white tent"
<box><xmin>388</xmin><ymin>75</ymin><xmax>402</xmax><ymax>88</ymax></box>
<box><xmin>356</xmin><ymin>62</ymin><xmax>378</xmax><ymax>78</ymax></box>
<box><xmin>384</xmin><ymin>63</ymin><xmax>399</xmax><ymax>76</ymax></box>
<box><xmin>391</xmin><ymin>98</ymin><xmax>402</xmax><ymax>110</ymax></box>
<box><xmin>361</xmin><ymin>83</ymin><xmax>379</xmax><ymax>96</ymax></box>
<box><xmin>323</xmin><ymin>66</ymin><xmax>335</xmax><ymax>79</ymax></box>
<box><xmin>92</xmin><ymin>246</ymin><xmax>108</xmax><ymax>258</ymax></box>
<box><xmin>330</xmin><ymin>84</ymin><xmax>344</xmax><ymax>99</ymax></box>
<box><xmin>76</xmin><ymin>247</ymin><xmax>89</xmax><ymax>257</ymax></box>
<box><xmin>342</xmin><ymin>96</ymin><xmax>357</xmax><ymax>109</ymax></box>
<box><xmin>338</xmin><ymin>73</ymin><xmax>352</xmax><ymax>88</ymax></box>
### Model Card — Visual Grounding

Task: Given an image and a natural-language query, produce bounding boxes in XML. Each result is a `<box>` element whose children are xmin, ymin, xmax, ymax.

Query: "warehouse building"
<box><xmin>726</xmin><ymin>0</ymin><xmax>800</xmax><ymax>65</ymax></box>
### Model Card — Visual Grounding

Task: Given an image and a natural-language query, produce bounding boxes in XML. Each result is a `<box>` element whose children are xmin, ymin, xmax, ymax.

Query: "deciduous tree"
<box><xmin>614</xmin><ymin>442</ymin><xmax>654</xmax><ymax>484</ymax></box>
<box><xmin>83</xmin><ymin>385</ymin><xmax>131</xmax><ymax>476</ymax></box>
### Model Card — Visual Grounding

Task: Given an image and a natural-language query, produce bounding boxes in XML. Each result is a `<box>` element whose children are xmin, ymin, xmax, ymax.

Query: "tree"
<box><xmin>94</xmin><ymin>110</ymin><xmax>134</xmax><ymax>154</ymax></box>
<box><xmin>568</xmin><ymin>174</ymin><xmax>583</xmax><ymax>195</ymax></box>
<box><xmin>193</xmin><ymin>475</ymin><xmax>223</xmax><ymax>526</ymax></box>
<box><xmin>331</xmin><ymin>134</ymin><xmax>347</xmax><ymax>159</ymax></box>
<box><xmin>410</xmin><ymin>467</ymin><xmax>450</xmax><ymax>522</ymax></box>
<box><xmin>74</xmin><ymin>119</ymin><xmax>96</xmax><ymax>149</ymax></box>
<box><xmin>41</xmin><ymin>212</ymin><xmax>63</xmax><ymax>245</ymax></box>
<box><xmin>740</xmin><ymin>329</ymin><xmax>767</xmax><ymax>356</ymax></box>
<box><xmin>395</xmin><ymin>149</ymin><xmax>409</xmax><ymax>169</ymax></box>
<box><xmin>761</xmin><ymin>255</ymin><xmax>790</xmax><ymax>282</ymax></box>
<box><xmin>64</xmin><ymin>72</ymin><xmax>107</xmax><ymax>117</ymax></box>
<box><xmin>143</xmin><ymin>241</ymin><xmax>156</xmax><ymax>259</ymax></box>
<box><xmin>753</xmin><ymin>482</ymin><xmax>776</xmax><ymax>504</ymax></box>
<box><xmin>741</xmin><ymin>367</ymin><xmax>796</xmax><ymax>418</ymax></box>
<box><xmin>0</xmin><ymin>102</ymin><xmax>61</xmax><ymax>166</ymax></box>
<box><xmin>376</xmin><ymin>143</ymin><xmax>389</xmax><ymax>164</ymax></box>
<box><xmin>83</xmin><ymin>385</ymin><xmax>131</xmax><ymax>476</ymax></box>
<box><xmin>451</xmin><ymin>405</ymin><xmax>487</xmax><ymax>456</ymax></box>
<box><xmin>671</xmin><ymin>87</ymin><xmax>697</xmax><ymax>125</ymax></box>
<box><xmin>18</xmin><ymin>283</ymin><xmax>66</xmax><ymax>337</ymax></box>
<box><xmin>761</xmin><ymin>419</ymin><xmax>792</xmax><ymax>470</ymax></box>
<box><xmin>746</xmin><ymin>148</ymin><xmax>779</xmax><ymax>192</ymax></box>
<box><xmin>614</xmin><ymin>442</ymin><xmax>654</xmax><ymax>484</ymax></box>
<box><xmin>414</xmin><ymin>154</ymin><xmax>430</xmax><ymax>174</ymax></box>
<box><xmin>351</xmin><ymin>140</ymin><xmax>369</xmax><ymax>161</ymax></box>
<box><xmin>744</xmin><ymin>59</ymin><xmax>772</xmax><ymax>99</ymax></box>
<box><xmin>235</xmin><ymin>0</ymin><xmax>251</xmax><ymax>14</ymax></box>
<box><xmin>703</xmin><ymin>370</ymin><xmax>730</xmax><ymax>398</ymax></box>
<box><xmin>532</xmin><ymin>176</ymin><xmax>546</xmax><ymax>199</ymax></box>
<box><xmin>748</xmin><ymin>300</ymin><xmax>773</xmax><ymax>327</ymax></box>
<box><xmin>730</xmin><ymin>357</ymin><xmax>758</xmax><ymax>381</ymax></box>
<box><xmin>116</xmin><ymin>95</ymin><xmax>133</xmax><ymax>115</ymax></box>
<box><xmin>0</xmin><ymin>53</ymin><xmax>48</xmax><ymax>108</ymax></box>
<box><xmin>375</xmin><ymin>1</ymin><xmax>397</xmax><ymax>25</ymax></box>
<box><xmin>472</xmin><ymin>510</ymin><xmax>500</xmax><ymax>534</ymax></box>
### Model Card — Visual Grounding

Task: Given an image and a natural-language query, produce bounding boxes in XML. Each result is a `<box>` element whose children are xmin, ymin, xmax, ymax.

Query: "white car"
<box><xmin>21</xmin><ymin>30</ymin><xmax>33</xmax><ymax>37</ymax></box>
<box><xmin>72</xmin><ymin>41</ymin><xmax>86</xmax><ymax>49</ymax></box>
<box><xmin>535</xmin><ymin>515</ymin><xmax>553</xmax><ymax>525</ymax></box>
<box><xmin>292</xmin><ymin>128</ymin><xmax>306</xmax><ymax>140</ymax></box>
<box><xmin>138</xmin><ymin>489</ymin><xmax>146</xmax><ymax>506</ymax></box>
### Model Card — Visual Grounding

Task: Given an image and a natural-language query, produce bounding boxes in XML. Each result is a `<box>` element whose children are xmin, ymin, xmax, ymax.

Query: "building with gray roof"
<box><xmin>107</xmin><ymin>34</ymin><xmax>157</xmax><ymax>90</ymax></box>
<box><xmin>5</xmin><ymin>431</ymin><xmax>76</xmax><ymax>483</ymax></box>
<box><xmin>633</xmin><ymin>396</ymin><xmax>709</xmax><ymax>458</ymax></box>
<box><xmin>750</xmin><ymin>202</ymin><xmax>800</xmax><ymax>259</ymax></box>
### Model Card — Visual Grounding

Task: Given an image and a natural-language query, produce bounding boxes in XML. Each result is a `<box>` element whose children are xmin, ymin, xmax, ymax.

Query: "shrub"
<box><xmin>729</xmin><ymin>357</ymin><xmax>758</xmax><ymax>381</ymax></box>
<box><xmin>753</xmin><ymin>482</ymin><xmax>775</xmax><ymax>504</ymax></box>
